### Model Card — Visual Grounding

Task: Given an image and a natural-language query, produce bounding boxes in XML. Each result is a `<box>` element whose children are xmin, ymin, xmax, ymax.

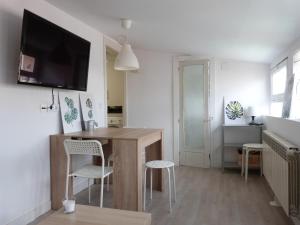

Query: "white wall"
<box><xmin>211</xmin><ymin>60</ymin><xmax>270</xmax><ymax>167</ymax></box>
<box><xmin>0</xmin><ymin>1</ymin><xmax>105</xmax><ymax>224</ymax></box>
<box><xmin>0</xmin><ymin>2</ymin><xmax>272</xmax><ymax>223</ymax></box>
<box><xmin>127</xmin><ymin>50</ymin><xmax>270</xmax><ymax>165</ymax></box>
<box><xmin>127</xmin><ymin>49</ymin><xmax>174</xmax><ymax>160</ymax></box>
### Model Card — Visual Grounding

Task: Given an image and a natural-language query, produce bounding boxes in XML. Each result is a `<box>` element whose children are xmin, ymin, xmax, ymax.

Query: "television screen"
<box><xmin>18</xmin><ymin>10</ymin><xmax>91</xmax><ymax>91</ymax></box>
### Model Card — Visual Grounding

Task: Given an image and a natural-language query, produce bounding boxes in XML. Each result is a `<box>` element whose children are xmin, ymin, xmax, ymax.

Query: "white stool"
<box><xmin>241</xmin><ymin>143</ymin><xmax>264</xmax><ymax>182</ymax></box>
<box><xmin>144</xmin><ymin>160</ymin><xmax>176</xmax><ymax>212</ymax></box>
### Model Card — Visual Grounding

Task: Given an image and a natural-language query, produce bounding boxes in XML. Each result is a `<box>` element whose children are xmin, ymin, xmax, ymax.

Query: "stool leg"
<box><xmin>88</xmin><ymin>178</ymin><xmax>91</xmax><ymax>204</ymax></box>
<box><xmin>245</xmin><ymin>150</ymin><xmax>249</xmax><ymax>182</ymax></box>
<box><xmin>241</xmin><ymin>147</ymin><xmax>244</xmax><ymax>176</ymax></box>
<box><xmin>107</xmin><ymin>160</ymin><xmax>110</xmax><ymax>192</ymax></box>
<box><xmin>167</xmin><ymin>167</ymin><xmax>172</xmax><ymax>212</ymax></box>
<box><xmin>107</xmin><ymin>175</ymin><xmax>110</xmax><ymax>192</ymax></box>
<box><xmin>260</xmin><ymin>150</ymin><xmax>263</xmax><ymax>176</ymax></box>
<box><xmin>144</xmin><ymin>167</ymin><xmax>147</xmax><ymax>211</ymax></box>
<box><xmin>150</xmin><ymin>168</ymin><xmax>153</xmax><ymax>200</ymax></box>
<box><xmin>172</xmin><ymin>166</ymin><xmax>176</xmax><ymax>202</ymax></box>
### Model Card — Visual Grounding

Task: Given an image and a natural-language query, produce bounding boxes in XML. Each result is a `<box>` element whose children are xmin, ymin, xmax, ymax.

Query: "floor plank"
<box><xmin>75</xmin><ymin>166</ymin><xmax>292</xmax><ymax>225</ymax></box>
<box><xmin>30</xmin><ymin>166</ymin><xmax>293</xmax><ymax>225</ymax></box>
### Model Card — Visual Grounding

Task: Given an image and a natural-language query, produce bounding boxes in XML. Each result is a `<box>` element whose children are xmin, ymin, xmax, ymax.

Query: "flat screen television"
<box><xmin>18</xmin><ymin>10</ymin><xmax>91</xmax><ymax>91</ymax></box>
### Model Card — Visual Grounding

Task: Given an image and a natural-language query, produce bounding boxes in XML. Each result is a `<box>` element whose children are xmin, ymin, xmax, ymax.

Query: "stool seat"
<box><xmin>243</xmin><ymin>143</ymin><xmax>264</xmax><ymax>149</ymax></box>
<box><xmin>145</xmin><ymin>160</ymin><xmax>174</xmax><ymax>169</ymax></box>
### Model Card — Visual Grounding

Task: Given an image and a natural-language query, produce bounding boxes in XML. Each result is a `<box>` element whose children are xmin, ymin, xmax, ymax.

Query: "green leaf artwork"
<box><xmin>86</xmin><ymin>98</ymin><xmax>93</xmax><ymax>108</ymax></box>
<box><xmin>225</xmin><ymin>101</ymin><xmax>243</xmax><ymax>120</ymax></box>
<box><xmin>86</xmin><ymin>98</ymin><xmax>93</xmax><ymax>119</ymax></box>
<box><xmin>64</xmin><ymin>97</ymin><xmax>78</xmax><ymax>125</ymax></box>
<box><xmin>88</xmin><ymin>110</ymin><xmax>93</xmax><ymax>119</ymax></box>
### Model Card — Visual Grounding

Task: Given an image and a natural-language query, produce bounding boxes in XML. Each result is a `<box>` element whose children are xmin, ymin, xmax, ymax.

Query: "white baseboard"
<box><xmin>5</xmin><ymin>180</ymin><xmax>88</xmax><ymax>225</ymax></box>
<box><xmin>6</xmin><ymin>200</ymin><xmax>51</xmax><ymax>225</ymax></box>
<box><xmin>179</xmin><ymin>151</ymin><xmax>210</xmax><ymax>168</ymax></box>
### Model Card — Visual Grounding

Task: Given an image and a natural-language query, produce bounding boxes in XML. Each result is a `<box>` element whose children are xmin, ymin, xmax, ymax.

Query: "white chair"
<box><xmin>144</xmin><ymin>160</ymin><xmax>176</xmax><ymax>212</ymax></box>
<box><xmin>241</xmin><ymin>143</ymin><xmax>264</xmax><ymax>182</ymax></box>
<box><xmin>64</xmin><ymin>139</ymin><xmax>113</xmax><ymax>207</ymax></box>
<box><xmin>106</xmin><ymin>154</ymin><xmax>113</xmax><ymax>191</ymax></box>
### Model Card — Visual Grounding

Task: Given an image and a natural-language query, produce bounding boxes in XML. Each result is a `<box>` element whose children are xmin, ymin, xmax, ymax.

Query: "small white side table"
<box><xmin>241</xmin><ymin>143</ymin><xmax>264</xmax><ymax>182</ymax></box>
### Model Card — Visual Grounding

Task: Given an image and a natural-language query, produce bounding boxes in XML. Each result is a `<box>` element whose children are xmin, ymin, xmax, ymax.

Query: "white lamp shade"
<box><xmin>247</xmin><ymin>106</ymin><xmax>256</xmax><ymax>116</ymax></box>
<box><xmin>114</xmin><ymin>44</ymin><xmax>139</xmax><ymax>71</ymax></box>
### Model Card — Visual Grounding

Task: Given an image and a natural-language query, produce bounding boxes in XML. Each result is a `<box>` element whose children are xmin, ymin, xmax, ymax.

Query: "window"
<box><xmin>270</xmin><ymin>60</ymin><xmax>287</xmax><ymax>117</ymax></box>
<box><xmin>271</xmin><ymin>102</ymin><xmax>284</xmax><ymax>117</ymax></box>
<box><xmin>290</xmin><ymin>52</ymin><xmax>300</xmax><ymax>119</ymax></box>
<box><xmin>272</xmin><ymin>67</ymin><xmax>287</xmax><ymax>95</ymax></box>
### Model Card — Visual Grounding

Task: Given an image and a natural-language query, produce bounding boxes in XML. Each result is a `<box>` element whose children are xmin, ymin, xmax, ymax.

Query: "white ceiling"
<box><xmin>46</xmin><ymin>0</ymin><xmax>300</xmax><ymax>63</ymax></box>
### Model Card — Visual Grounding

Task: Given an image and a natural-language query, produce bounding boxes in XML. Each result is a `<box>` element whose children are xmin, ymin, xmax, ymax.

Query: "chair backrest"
<box><xmin>64</xmin><ymin>139</ymin><xmax>104</xmax><ymax>159</ymax></box>
<box><xmin>63</xmin><ymin>139</ymin><xmax>105</xmax><ymax>200</ymax></box>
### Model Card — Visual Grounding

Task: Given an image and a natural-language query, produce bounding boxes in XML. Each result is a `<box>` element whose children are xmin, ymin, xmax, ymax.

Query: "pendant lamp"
<box><xmin>114</xmin><ymin>19</ymin><xmax>139</xmax><ymax>71</ymax></box>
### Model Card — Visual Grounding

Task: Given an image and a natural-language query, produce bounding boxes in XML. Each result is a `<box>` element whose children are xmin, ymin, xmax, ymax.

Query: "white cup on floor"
<box><xmin>62</xmin><ymin>199</ymin><xmax>76</xmax><ymax>213</ymax></box>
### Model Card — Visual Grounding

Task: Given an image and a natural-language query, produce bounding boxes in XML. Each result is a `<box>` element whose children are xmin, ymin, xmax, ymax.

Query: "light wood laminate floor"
<box><xmin>30</xmin><ymin>166</ymin><xmax>293</xmax><ymax>225</ymax></box>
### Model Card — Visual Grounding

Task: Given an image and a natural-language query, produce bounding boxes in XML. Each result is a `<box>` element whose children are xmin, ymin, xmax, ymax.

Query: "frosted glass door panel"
<box><xmin>182</xmin><ymin>65</ymin><xmax>204</xmax><ymax>150</ymax></box>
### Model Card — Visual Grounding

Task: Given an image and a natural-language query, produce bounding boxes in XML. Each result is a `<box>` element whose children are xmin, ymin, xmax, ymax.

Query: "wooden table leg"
<box><xmin>112</xmin><ymin>137</ymin><xmax>163</xmax><ymax>211</ymax></box>
<box><xmin>113</xmin><ymin>139</ymin><xmax>139</xmax><ymax>211</ymax></box>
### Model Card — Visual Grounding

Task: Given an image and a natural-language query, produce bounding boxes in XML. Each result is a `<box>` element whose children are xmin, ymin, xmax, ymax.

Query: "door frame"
<box><xmin>172</xmin><ymin>56</ymin><xmax>215</xmax><ymax>167</ymax></box>
<box><xmin>103</xmin><ymin>35</ymin><xmax>128</xmax><ymax>127</ymax></box>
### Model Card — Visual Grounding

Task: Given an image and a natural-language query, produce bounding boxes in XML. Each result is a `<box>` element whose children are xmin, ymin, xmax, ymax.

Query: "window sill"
<box><xmin>264</xmin><ymin>115</ymin><xmax>300</xmax><ymax>124</ymax></box>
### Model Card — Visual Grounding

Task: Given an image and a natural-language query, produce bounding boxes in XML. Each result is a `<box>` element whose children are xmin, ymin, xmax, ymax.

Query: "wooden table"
<box><xmin>50</xmin><ymin>128</ymin><xmax>164</xmax><ymax>211</ymax></box>
<box><xmin>37</xmin><ymin>204</ymin><xmax>151</xmax><ymax>225</ymax></box>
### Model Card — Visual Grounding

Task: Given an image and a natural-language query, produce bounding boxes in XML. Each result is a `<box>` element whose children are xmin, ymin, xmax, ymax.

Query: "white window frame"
<box><xmin>270</xmin><ymin>58</ymin><xmax>288</xmax><ymax>117</ymax></box>
<box><xmin>290</xmin><ymin>51</ymin><xmax>300</xmax><ymax>120</ymax></box>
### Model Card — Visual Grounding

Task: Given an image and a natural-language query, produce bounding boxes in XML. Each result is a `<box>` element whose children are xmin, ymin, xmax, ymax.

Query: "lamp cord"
<box><xmin>125</xmin><ymin>26</ymin><xmax>129</xmax><ymax>44</ymax></box>
<box><xmin>49</xmin><ymin>88</ymin><xmax>55</xmax><ymax>110</ymax></box>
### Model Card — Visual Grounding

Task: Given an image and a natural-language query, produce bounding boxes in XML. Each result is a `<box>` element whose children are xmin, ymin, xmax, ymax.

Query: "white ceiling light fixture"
<box><xmin>114</xmin><ymin>19</ymin><xmax>139</xmax><ymax>71</ymax></box>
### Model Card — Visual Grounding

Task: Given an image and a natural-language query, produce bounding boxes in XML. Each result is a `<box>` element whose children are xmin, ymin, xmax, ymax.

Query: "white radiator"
<box><xmin>263</xmin><ymin>130</ymin><xmax>299</xmax><ymax>216</ymax></box>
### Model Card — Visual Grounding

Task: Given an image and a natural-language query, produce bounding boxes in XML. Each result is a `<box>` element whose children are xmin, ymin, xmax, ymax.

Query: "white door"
<box><xmin>179</xmin><ymin>60</ymin><xmax>211</xmax><ymax>168</ymax></box>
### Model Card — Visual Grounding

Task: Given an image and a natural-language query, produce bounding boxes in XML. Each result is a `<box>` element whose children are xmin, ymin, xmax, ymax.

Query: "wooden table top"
<box><xmin>52</xmin><ymin>127</ymin><xmax>162</xmax><ymax>140</ymax></box>
<box><xmin>37</xmin><ymin>205</ymin><xmax>151</xmax><ymax>225</ymax></box>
